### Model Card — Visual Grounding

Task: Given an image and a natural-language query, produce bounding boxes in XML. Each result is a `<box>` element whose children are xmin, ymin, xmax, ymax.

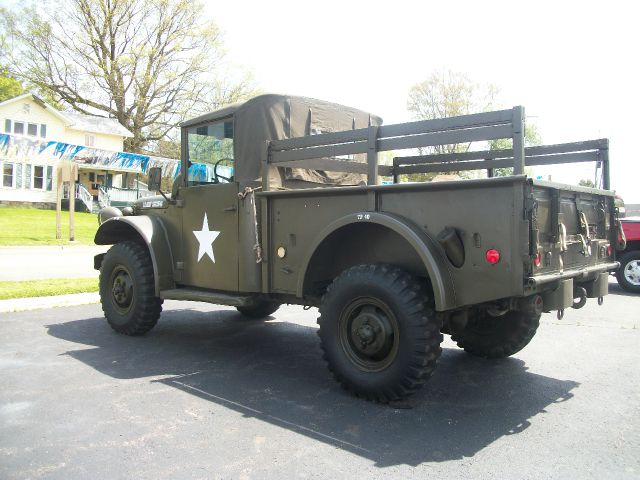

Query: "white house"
<box><xmin>0</xmin><ymin>93</ymin><xmax>150</xmax><ymax>210</ymax></box>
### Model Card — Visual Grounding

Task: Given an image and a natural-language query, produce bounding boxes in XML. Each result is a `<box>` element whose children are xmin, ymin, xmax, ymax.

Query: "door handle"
<box><xmin>224</xmin><ymin>205</ymin><xmax>237</xmax><ymax>212</ymax></box>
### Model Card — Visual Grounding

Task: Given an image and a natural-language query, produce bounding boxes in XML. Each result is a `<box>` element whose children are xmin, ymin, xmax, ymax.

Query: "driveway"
<box><xmin>0</xmin><ymin>245</ymin><xmax>109</xmax><ymax>281</ymax></box>
<box><xmin>1</xmin><ymin>283</ymin><xmax>638</xmax><ymax>479</ymax></box>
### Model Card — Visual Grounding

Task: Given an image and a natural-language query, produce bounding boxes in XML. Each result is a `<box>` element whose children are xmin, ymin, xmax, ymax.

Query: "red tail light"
<box><xmin>486</xmin><ymin>249</ymin><xmax>501</xmax><ymax>264</ymax></box>
<box><xmin>607</xmin><ymin>244</ymin><xmax>612</xmax><ymax>256</ymax></box>
<box><xmin>534</xmin><ymin>253</ymin><xmax>541</xmax><ymax>267</ymax></box>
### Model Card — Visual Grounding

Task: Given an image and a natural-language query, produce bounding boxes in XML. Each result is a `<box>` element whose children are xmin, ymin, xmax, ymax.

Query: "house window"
<box><xmin>85</xmin><ymin>134</ymin><xmax>95</xmax><ymax>147</ymax></box>
<box><xmin>24</xmin><ymin>163</ymin><xmax>32</xmax><ymax>189</ymax></box>
<box><xmin>4</xmin><ymin>119</ymin><xmax>10</xmax><ymax>133</ymax></box>
<box><xmin>40</xmin><ymin>124</ymin><xmax>47</xmax><ymax>138</ymax></box>
<box><xmin>2</xmin><ymin>162</ymin><xmax>14</xmax><ymax>188</ymax></box>
<box><xmin>16</xmin><ymin>164</ymin><xmax>23</xmax><ymax>188</ymax></box>
<box><xmin>27</xmin><ymin>123</ymin><xmax>38</xmax><ymax>136</ymax></box>
<box><xmin>14</xmin><ymin>122</ymin><xmax>24</xmax><ymax>135</ymax></box>
<box><xmin>33</xmin><ymin>165</ymin><xmax>44</xmax><ymax>189</ymax></box>
<box><xmin>89</xmin><ymin>172</ymin><xmax>95</xmax><ymax>182</ymax></box>
<box><xmin>46</xmin><ymin>166</ymin><xmax>53</xmax><ymax>191</ymax></box>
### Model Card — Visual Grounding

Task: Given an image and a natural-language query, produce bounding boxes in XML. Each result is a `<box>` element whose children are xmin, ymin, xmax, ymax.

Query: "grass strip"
<box><xmin>0</xmin><ymin>277</ymin><xmax>99</xmax><ymax>300</ymax></box>
<box><xmin>0</xmin><ymin>207</ymin><xmax>99</xmax><ymax>246</ymax></box>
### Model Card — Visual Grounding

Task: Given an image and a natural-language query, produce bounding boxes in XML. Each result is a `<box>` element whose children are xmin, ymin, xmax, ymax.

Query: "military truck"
<box><xmin>94</xmin><ymin>94</ymin><xmax>621</xmax><ymax>403</ymax></box>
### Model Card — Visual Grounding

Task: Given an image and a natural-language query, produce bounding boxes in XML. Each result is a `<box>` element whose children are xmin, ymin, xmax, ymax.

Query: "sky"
<box><xmin>206</xmin><ymin>0</ymin><xmax>640</xmax><ymax>202</ymax></box>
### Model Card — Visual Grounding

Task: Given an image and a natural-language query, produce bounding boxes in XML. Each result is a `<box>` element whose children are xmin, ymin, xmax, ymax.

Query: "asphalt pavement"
<box><xmin>1</xmin><ymin>282</ymin><xmax>638</xmax><ymax>479</ymax></box>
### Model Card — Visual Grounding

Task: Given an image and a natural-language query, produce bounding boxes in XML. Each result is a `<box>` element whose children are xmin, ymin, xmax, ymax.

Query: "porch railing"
<box><xmin>105</xmin><ymin>186</ymin><xmax>155</xmax><ymax>203</ymax></box>
<box><xmin>98</xmin><ymin>186</ymin><xmax>111</xmax><ymax>209</ymax></box>
<box><xmin>76</xmin><ymin>184</ymin><xmax>94</xmax><ymax>213</ymax></box>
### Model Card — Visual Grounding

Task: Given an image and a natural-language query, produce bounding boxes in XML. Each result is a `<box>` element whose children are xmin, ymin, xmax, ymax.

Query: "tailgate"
<box><xmin>527</xmin><ymin>180</ymin><xmax>617</xmax><ymax>282</ymax></box>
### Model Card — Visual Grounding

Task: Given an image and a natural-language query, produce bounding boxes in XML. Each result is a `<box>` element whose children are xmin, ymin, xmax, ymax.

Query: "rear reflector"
<box><xmin>486</xmin><ymin>249</ymin><xmax>501</xmax><ymax>264</ymax></box>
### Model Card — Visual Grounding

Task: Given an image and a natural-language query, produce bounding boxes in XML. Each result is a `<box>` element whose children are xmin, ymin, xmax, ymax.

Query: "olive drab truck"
<box><xmin>94</xmin><ymin>94</ymin><xmax>621</xmax><ymax>403</ymax></box>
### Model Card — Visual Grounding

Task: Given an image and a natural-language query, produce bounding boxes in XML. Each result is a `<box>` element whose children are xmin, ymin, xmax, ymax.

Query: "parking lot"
<box><xmin>1</xmin><ymin>280</ymin><xmax>638</xmax><ymax>479</ymax></box>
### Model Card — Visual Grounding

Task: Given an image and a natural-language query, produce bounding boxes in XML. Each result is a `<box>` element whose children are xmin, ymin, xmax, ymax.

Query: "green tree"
<box><xmin>1</xmin><ymin>0</ymin><xmax>255</xmax><ymax>153</ymax></box>
<box><xmin>405</xmin><ymin>69</ymin><xmax>501</xmax><ymax>182</ymax></box>
<box><xmin>404</xmin><ymin>70</ymin><xmax>543</xmax><ymax>182</ymax></box>
<box><xmin>0</xmin><ymin>29</ymin><xmax>24</xmax><ymax>101</ymax></box>
<box><xmin>0</xmin><ymin>68</ymin><xmax>23</xmax><ymax>102</ymax></box>
<box><xmin>578</xmin><ymin>178</ymin><xmax>595</xmax><ymax>188</ymax></box>
<box><xmin>407</xmin><ymin>69</ymin><xmax>500</xmax><ymax>155</ymax></box>
<box><xmin>489</xmin><ymin>123</ymin><xmax>542</xmax><ymax>177</ymax></box>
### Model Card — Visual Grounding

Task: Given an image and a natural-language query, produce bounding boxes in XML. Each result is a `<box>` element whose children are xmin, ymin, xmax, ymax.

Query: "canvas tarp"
<box><xmin>182</xmin><ymin>94</ymin><xmax>382</xmax><ymax>188</ymax></box>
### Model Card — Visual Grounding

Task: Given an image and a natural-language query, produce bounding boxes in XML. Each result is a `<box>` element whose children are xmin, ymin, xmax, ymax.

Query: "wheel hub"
<box><xmin>624</xmin><ymin>260</ymin><xmax>640</xmax><ymax>286</ymax></box>
<box><xmin>110</xmin><ymin>268</ymin><xmax>133</xmax><ymax>310</ymax></box>
<box><xmin>340</xmin><ymin>299</ymin><xmax>399</xmax><ymax>372</ymax></box>
<box><xmin>350</xmin><ymin>309</ymin><xmax>389</xmax><ymax>354</ymax></box>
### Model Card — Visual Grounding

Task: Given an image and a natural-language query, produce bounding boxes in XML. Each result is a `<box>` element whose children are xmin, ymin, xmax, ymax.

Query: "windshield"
<box><xmin>186</xmin><ymin>120</ymin><xmax>234</xmax><ymax>184</ymax></box>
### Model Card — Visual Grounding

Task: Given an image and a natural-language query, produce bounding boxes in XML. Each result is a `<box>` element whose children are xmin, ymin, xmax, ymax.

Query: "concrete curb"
<box><xmin>0</xmin><ymin>292</ymin><xmax>100</xmax><ymax>313</ymax></box>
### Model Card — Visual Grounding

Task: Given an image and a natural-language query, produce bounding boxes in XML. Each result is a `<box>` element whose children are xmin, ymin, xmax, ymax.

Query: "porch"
<box><xmin>65</xmin><ymin>179</ymin><xmax>155</xmax><ymax>213</ymax></box>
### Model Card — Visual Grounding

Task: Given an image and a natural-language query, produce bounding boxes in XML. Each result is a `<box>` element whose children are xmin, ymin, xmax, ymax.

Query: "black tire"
<box><xmin>99</xmin><ymin>241</ymin><xmax>163</xmax><ymax>335</ymax></box>
<box><xmin>616</xmin><ymin>251</ymin><xmax>640</xmax><ymax>293</ymax></box>
<box><xmin>317</xmin><ymin>264</ymin><xmax>442</xmax><ymax>403</ymax></box>
<box><xmin>451</xmin><ymin>309</ymin><xmax>540</xmax><ymax>359</ymax></box>
<box><xmin>236</xmin><ymin>301</ymin><xmax>281</xmax><ymax>318</ymax></box>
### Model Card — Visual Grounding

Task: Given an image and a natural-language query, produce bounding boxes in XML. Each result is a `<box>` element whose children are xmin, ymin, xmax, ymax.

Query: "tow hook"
<box><xmin>572</xmin><ymin>286</ymin><xmax>587</xmax><ymax>309</ymax></box>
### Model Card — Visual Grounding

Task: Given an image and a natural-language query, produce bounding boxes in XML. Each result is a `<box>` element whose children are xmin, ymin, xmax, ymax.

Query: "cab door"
<box><xmin>180</xmin><ymin>182</ymin><xmax>239</xmax><ymax>292</ymax></box>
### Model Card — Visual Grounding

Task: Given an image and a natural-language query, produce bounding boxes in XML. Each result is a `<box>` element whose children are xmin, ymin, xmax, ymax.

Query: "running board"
<box><xmin>160</xmin><ymin>288</ymin><xmax>257</xmax><ymax>307</ymax></box>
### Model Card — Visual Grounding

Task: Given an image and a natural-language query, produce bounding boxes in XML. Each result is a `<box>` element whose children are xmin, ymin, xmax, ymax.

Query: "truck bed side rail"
<box><xmin>394</xmin><ymin>138</ymin><xmax>610</xmax><ymax>189</ymax></box>
<box><xmin>264</xmin><ymin>107</ymin><xmax>526</xmax><ymax>191</ymax></box>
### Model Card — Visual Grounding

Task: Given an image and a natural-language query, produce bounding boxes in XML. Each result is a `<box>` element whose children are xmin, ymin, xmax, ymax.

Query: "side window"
<box><xmin>33</xmin><ymin>166</ymin><xmax>44</xmax><ymax>189</ymax></box>
<box><xmin>2</xmin><ymin>162</ymin><xmax>14</xmax><ymax>188</ymax></box>
<box><xmin>186</xmin><ymin>120</ymin><xmax>234</xmax><ymax>185</ymax></box>
<box><xmin>46</xmin><ymin>166</ymin><xmax>53</xmax><ymax>191</ymax></box>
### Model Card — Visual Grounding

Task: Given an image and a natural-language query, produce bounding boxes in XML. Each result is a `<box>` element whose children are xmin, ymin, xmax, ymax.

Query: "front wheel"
<box><xmin>616</xmin><ymin>251</ymin><xmax>640</xmax><ymax>293</ymax></box>
<box><xmin>451</xmin><ymin>309</ymin><xmax>540</xmax><ymax>359</ymax></box>
<box><xmin>317</xmin><ymin>264</ymin><xmax>442</xmax><ymax>403</ymax></box>
<box><xmin>99</xmin><ymin>241</ymin><xmax>163</xmax><ymax>335</ymax></box>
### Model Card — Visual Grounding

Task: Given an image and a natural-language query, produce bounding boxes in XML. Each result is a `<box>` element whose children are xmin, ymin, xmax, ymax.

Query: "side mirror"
<box><xmin>148</xmin><ymin>167</ymin><xmax>162</xmax><ymax>191</ymax></box>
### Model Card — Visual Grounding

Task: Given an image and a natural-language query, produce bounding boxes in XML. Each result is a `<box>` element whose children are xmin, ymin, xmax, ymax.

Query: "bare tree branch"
<box><xmin>1</xmin><ymin>0</ymin><xmax>256</xmax><ymax>153</ymax></box>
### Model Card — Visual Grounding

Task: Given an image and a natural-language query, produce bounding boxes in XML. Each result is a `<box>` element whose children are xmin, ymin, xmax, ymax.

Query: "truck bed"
<box><xmin>261</xmin><ymin>175</ymin><xmax>617</xmax><ymax>310</ymax></box>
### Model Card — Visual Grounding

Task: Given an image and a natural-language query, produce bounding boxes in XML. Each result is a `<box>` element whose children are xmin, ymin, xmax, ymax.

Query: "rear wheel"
<box><xmin>100</xmin><ymin>241</ymin><xmax>163</xmax><ymax>335</ymax></box>
<box><xmin>317</xmin><ymin>264</ymin><xmax>442</xmax><ymax>403</ymax></box>
<box><xmin>236</xmin><ymin>301</ymin><xmax>280</xmax><ymax>318</ymax></box>
<box><xmin>616</xmin><ymin>251</ymin><xmax>640</xmax><ymax>293</ymax></box>
<box><xmin>451</xmin><ymin>309</ymin><xmax>540</xmax><ymax>359</ymax></box>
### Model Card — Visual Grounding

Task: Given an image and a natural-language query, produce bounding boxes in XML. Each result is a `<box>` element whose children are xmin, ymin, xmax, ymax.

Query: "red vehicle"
<box><xmin>617</xmin><ymin>218</ymin><xmax>640</xmax><ymax>292</ymax></box>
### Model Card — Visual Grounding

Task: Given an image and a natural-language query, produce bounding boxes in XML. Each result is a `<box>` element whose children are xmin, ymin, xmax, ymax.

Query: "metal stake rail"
<box><xmin>262</xmin><ymin>106</ymin><xmax>610</xmax><ymax>191</ymax></box>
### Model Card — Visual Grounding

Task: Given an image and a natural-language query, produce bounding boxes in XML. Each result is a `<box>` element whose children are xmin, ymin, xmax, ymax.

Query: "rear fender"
<box><xmin>297</xmin><ymin>212</ymin><xmax>456</xmax><ymax>311</ymax></box>
<box><xmin>94</xmin><ymin>216</ymin><xmax>174</xmax><ymax>295</ymax></box>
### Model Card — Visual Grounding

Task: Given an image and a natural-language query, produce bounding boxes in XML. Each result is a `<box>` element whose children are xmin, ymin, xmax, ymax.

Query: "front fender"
<box><xmin>297</xmin><ymin>212</ymin><xmax>456</xmax><ymax>311</ymax></box>
<box><xmin>95</xmin><ymin>216</ymin><xmax>174</xmax><ymax>295</ymax></box>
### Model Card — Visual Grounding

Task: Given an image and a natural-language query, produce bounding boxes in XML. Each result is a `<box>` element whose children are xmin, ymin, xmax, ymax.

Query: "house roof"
<box><xmin>63</xmin><ymin>110</ymin><xmax>133</xmax><ymax>138</ymax></box>
<box><xmin>0</xmin><ymin>92</ymin><xmax>133</xmax><ymax>138</ymax></box>
<box><xmin>0</xmin><ymin>92</ymin><xmax>72</xmax><ymax>125</ymax></box>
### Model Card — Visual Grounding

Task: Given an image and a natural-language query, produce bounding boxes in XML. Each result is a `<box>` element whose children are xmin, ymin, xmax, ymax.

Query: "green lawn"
<box><xmin>0</xmin><ymin>277</ymin><xmax>98</xmax><ymax>300</ymax></box>
<box><xmin>0</xmin><ymin>207</ymin><xmax>99</xmax><ymax>245</ymax></box>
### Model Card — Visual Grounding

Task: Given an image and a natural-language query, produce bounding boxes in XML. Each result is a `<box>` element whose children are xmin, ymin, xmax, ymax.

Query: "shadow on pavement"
<box><xmin>607</xmin><ymin>280</ymin><xmax>639</xmax><ymax>298</ymax></box>
<box><xmin>47</xmin><ymin>309</ymin><xmax>578</xmax><ymax>467</ymax></box>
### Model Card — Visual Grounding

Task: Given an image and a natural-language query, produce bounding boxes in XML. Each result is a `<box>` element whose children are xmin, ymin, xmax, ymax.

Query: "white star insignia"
<box><xmin>192</xmin><ymin>213</ymin><xmax>220</xmax><ymax>263</ymax></box>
